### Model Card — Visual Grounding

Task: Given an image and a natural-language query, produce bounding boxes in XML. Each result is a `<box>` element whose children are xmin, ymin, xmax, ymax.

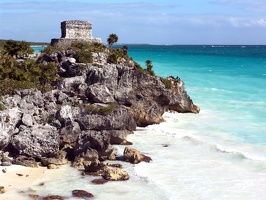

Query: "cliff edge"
<box><xmin>0</xmin><ymin>41</ymin><xmax>199</xmax><ymax>173</ymax></box>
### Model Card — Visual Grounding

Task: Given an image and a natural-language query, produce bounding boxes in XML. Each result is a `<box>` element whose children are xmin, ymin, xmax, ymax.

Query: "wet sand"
<box><xmin>0</xmin><ymin>165</ymin><xmax>46</xmax><ymax>199</ymax></box>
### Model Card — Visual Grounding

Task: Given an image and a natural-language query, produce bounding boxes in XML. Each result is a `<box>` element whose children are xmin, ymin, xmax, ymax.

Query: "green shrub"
<box><xmin>92</xmin><ymin>42</ymin><xmax>107</xmax><ymax>53</ymax></box>
<box><xmin>133</xmin><ymin>62</ymin><xmax>143</xmax><ymax>70</ymax></box>
<box><xmin>84</xmin><ymin>103</ymin><xmax>118</xmax><ymax>115</ymax></box>
<box><xmin>3</xmin><ymin>40</ymin><xmax>33</xmax><ymax>58</ymax></box>
<box><xmin>0</xmin><ymin>103</ymin><xmax>4</xmax><ymax>111</ymax></box>
<box><xmin>160</xmin><ymin>78</ymin><xmax>173</xmax><ymax>89</ymax></box>
<box><xmin>0</xmin><ymin>79</ymin><xmax>38</xmax><ymax>96</ymax></box>
<box><xmin>0</xmin><ymin>52</ymin><xmax>58</xmax><ymax>95</ymax></box>
<box><xmin>147</xmin><ymin>69</ymin><xmax>155</xmax><ymax>76</ymax></box>
<box><xmin>5</xmin><ymin>115</ymin><xmax>10</xmax><ymax>123</ymax></box>
<box><xmin>46</xmin><ymin>114</ymin><xmax>55</xmax><ymax>124</ymax></box>
<box><xmin>97</xmin><ymin>103</ymin><xmax>117</xmax><ymax>115</ymax></box>
<box><xmin>84</xmin><ymin>104</ymin><xmax>97</xmax><ymax>112</ymax></box>
<box><xmin>107</xmin><ymin>53</ymin><xmax>119</xmax><ymax>64</ymax></box>
<box><xmin>75</xmin><ymin>50</ymin><xmax>93</xmax><ymax>63</ymax></box>
<box><xmin>41</xmin><ymin>45</ymin><xmax>57</xmax><ymax>54</ymax></box>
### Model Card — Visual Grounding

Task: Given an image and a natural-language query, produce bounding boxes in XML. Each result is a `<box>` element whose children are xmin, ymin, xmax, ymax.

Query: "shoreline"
<box><xmin>0</xmin><ymin>165</ymin><xmax>46</xmax><ymax>199</ymax></box>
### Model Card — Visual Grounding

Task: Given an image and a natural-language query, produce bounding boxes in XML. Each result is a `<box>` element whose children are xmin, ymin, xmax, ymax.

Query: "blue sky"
<box><xmin>0</xmin><ymin>0</ymin><xmax>266</xmax><ymax>44</ymax></box>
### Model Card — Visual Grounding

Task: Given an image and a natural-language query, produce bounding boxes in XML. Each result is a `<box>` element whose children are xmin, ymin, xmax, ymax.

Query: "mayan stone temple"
<box><xmin>51</xmin><ymin>20</ymin><xmax>102</xmax><ymax>46</ymax></box>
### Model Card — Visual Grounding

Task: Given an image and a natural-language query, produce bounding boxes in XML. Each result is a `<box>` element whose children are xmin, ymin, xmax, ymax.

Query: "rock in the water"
<box><xmin>72</xmin><ymin>190</ymin><xmax>94</xmax><ymax>198</ymax></box>
<box><xmin>0</xmin><ymin>186</ymin><xmax>5</xmax><ymax>194</ymax></box>
<box><xmin>47</xmin><ymin>164</ymin><xmax>59</xmax><ymax>169</ymax></box>
<box><xmin>28</xmin><ymin>194</ymin><xmax>40</xmax><ymax>199</ymax></box>
<box><xmin>83</xmin><ymin>160</ymin><xmax>105</xmax><ymax>172</ymax></box>
<box><xmin>42</xmin><ymin>195</ymin><xmax>64</xmax><ymax>200</ymax></box>
<box><xmin>102</xmin><ymin>167</ymin><xmax>129</xmax><ymax>181</ymax></box>
<box><xmin>123</xmin><ymin>147</ymin><xmax>152</xmax><ymax>164</ymax></box>
<box><xmin>91</xmin><ymin>178</ymin><xmax>108</xmax><ymax>185</ymax></box>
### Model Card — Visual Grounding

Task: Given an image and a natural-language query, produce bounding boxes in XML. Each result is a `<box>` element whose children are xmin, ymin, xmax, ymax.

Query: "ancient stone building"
<box><xmin>51</xmin><ymin>20</ymin><xmax>101</xmax><ymax>46</ymax></box>
<box><xmin>61</xmin><ymin>20</ymin><xmax>92</xmax><ymax>40</ymax></box>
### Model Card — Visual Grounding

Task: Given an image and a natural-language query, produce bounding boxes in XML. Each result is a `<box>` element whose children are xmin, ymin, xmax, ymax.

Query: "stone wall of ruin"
<box><xmin>51</xmin><ymin>20</ymin><xmax>102</xmax><ymax>46</ymax></box>
<box><xmin>61</xmin><ymin>20</ymin><xmax>92</xmax><ymax>40</ymax></box>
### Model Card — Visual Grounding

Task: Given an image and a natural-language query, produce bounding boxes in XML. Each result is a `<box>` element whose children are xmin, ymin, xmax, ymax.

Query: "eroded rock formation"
<box><xmin>0</xmin><ymin>41</ymin><xmax>199</xmax><ymax>172</ymax></box>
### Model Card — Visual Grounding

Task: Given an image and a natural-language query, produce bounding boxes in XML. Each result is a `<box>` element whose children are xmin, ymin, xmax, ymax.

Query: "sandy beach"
<box><xmin>0</xmin><ymin>165</ymin><xmax>46</xmax><ymax>199</ymax></box>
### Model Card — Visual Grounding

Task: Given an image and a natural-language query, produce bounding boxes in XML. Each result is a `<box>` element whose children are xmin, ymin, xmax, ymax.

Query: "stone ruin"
<box><xmin>51</xmin><ymin>20</ymin><xmax>102</xmax><ymax>47</ymax></box>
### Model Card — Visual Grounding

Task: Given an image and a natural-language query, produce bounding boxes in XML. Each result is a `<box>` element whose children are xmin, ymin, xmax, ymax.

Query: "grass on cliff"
<box><xmin>160</xmin><ymin>77</ymin><xmax>173</xmax><ymax>89</ymax></box>
<box><xmin>84</xmin><ymin>103</ymin><xmax>118</xmax><ymax>115</ymax></box>
<box><xmin>0</xmin><ymin>40</ymin><xmax>172</xmax><ymax>96</ymax></box>
<box><xmin>42</xmin><ymin>41</ymin><xmax>108</xmax><ymax>64</ymax></box>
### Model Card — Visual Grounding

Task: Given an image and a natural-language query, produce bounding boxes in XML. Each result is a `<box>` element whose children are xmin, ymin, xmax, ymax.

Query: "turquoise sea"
<box><xmin>27</xmin><ymin>45</ymin><xmax>266</xmax><ymax>200</ymax></box>
<box><xmin>31</xmin><ymin>45</ymin><xmax>47</xmax><ymax>53</ymax></box>
<box><xmin>126</xmin><ymin>45</ymin><xmax>266</xmax><ymax>144</ymax></box>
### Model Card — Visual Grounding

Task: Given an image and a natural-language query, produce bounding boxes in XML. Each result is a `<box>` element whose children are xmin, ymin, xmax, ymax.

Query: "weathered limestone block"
<box><xmin>12</xmin><ymin>125</ymin><xmax>59</xmax><ymax>159</ymax></box>
<box><xmin>87</xmin><ymin>84</ymin><xmax>115</xmax><ymax>103</ymax></box>
<box><xmin>57</xmin><ymin>105</ymin><xmax>74</xmax><ymax>126</ymax></box>
<box><xmin>75</xmin><ymin>130</ymin><xmax>112</xmax><ymax>157</ymax></box>
<box><xmin>21</xmin><ymin>113</ymin><xmax>33</xmax><ymax>127</ymax></box>
<box><xmin>75</xmin><ymin>107</ymin><xmax>136</xmax><ymax>131</ymax></box>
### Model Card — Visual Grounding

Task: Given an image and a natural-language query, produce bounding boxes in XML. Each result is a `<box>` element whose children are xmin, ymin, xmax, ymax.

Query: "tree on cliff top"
<box><xmin>145</xmin><ymin>60</ymin><xmax>153</xmax><ymax>71</ymax></box>
<box><xmin>107</xmin><ymin>34</ymin><xmax>119</xmax><ymax>48</ymax></box>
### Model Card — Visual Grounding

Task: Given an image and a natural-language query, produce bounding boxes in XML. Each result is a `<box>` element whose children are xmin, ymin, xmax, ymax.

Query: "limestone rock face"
<box><xmin>0</xmin><ymin>41</ymin><xmax>199</xmax><ymax>170</ymax></box>
<box><xmin>75</xmin><ymin>107</ymin><xmax>136</xmax><ymax>131</ymax></box>
<box><xmin>12</xmin><ymin>125</ymin><xmax>59</xmax><ymax>159</ymax></box>
<box><xmin>62</xmin><ymin>62</ymin><xmax>199</xmax><ymax>126</ymax></box>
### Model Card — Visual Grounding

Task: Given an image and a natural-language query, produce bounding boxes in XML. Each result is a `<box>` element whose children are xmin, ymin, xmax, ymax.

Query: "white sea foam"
<box><xmin>8</xmin><ymin>111</ymin><xmax>266</xmax><ymax>199</ymax></box>
<box><xmin>130</xmin><ymin>123</ymin><xmax>266</xmax><ymax>200</ymax></box>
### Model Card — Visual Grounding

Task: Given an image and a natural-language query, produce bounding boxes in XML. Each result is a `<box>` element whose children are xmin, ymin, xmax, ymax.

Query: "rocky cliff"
<box><xmin>0</xmin><ymin>44</ymin><xmax>199</xmax><ymax>171</ymax></box>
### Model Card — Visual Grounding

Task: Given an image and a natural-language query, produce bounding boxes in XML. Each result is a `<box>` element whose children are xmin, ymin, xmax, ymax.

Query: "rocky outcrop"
<box><xmin>0</xmin><ymin>88</ymin><xmax>136</xmax><ymax>167</ymax></box>
<box><xmin>56</xmin><ymin>59</ymin><xmax>199</xmax><ymax>126</ymax></box>
<box><xmin>0</xmin><ymin>43</ymin><xmax>199</xmax><ymax>173</ymax></box>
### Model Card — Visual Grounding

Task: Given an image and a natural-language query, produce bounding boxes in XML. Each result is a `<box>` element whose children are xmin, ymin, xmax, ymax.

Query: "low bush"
<box><xmin>0</xmin><ymin>103</ymin><xmax>4</xmax><ymax>111</ymax></box>
<box><xmin>75</xmin><ymin>50</ymin><xmax>93</xmax><ymax>63</ymax></box>
<box><xmin>84</xmin><ymin>103</ymin><xmax>118</xmax><ymax>115</ymax></box>
<box><xmin>160</xmin><ymin>78</ymin><xmax>173</xmax><ymax>89</ymax></box>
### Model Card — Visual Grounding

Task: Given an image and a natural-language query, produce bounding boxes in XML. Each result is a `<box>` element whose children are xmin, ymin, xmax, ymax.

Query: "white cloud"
<box><xmin>212</xmin><ymin>0</ymin><xmax>266</xmax><ymax>13</ymax></box>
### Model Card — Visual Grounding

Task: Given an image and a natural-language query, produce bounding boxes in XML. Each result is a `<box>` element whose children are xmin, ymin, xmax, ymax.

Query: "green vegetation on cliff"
<box><xmin>2</xmin><ymin>40</ymin><xmax>33</xmax><ymax>58</ymax></box>
<box><xmin>0</xmin><ymin>38</ymin><xmax>172</xmax><ymax>96</ymax></box>
<box><xmin>0</xmin><ymin>40</ymin><xmax>58</xmax><ymax>95</ymax></box>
